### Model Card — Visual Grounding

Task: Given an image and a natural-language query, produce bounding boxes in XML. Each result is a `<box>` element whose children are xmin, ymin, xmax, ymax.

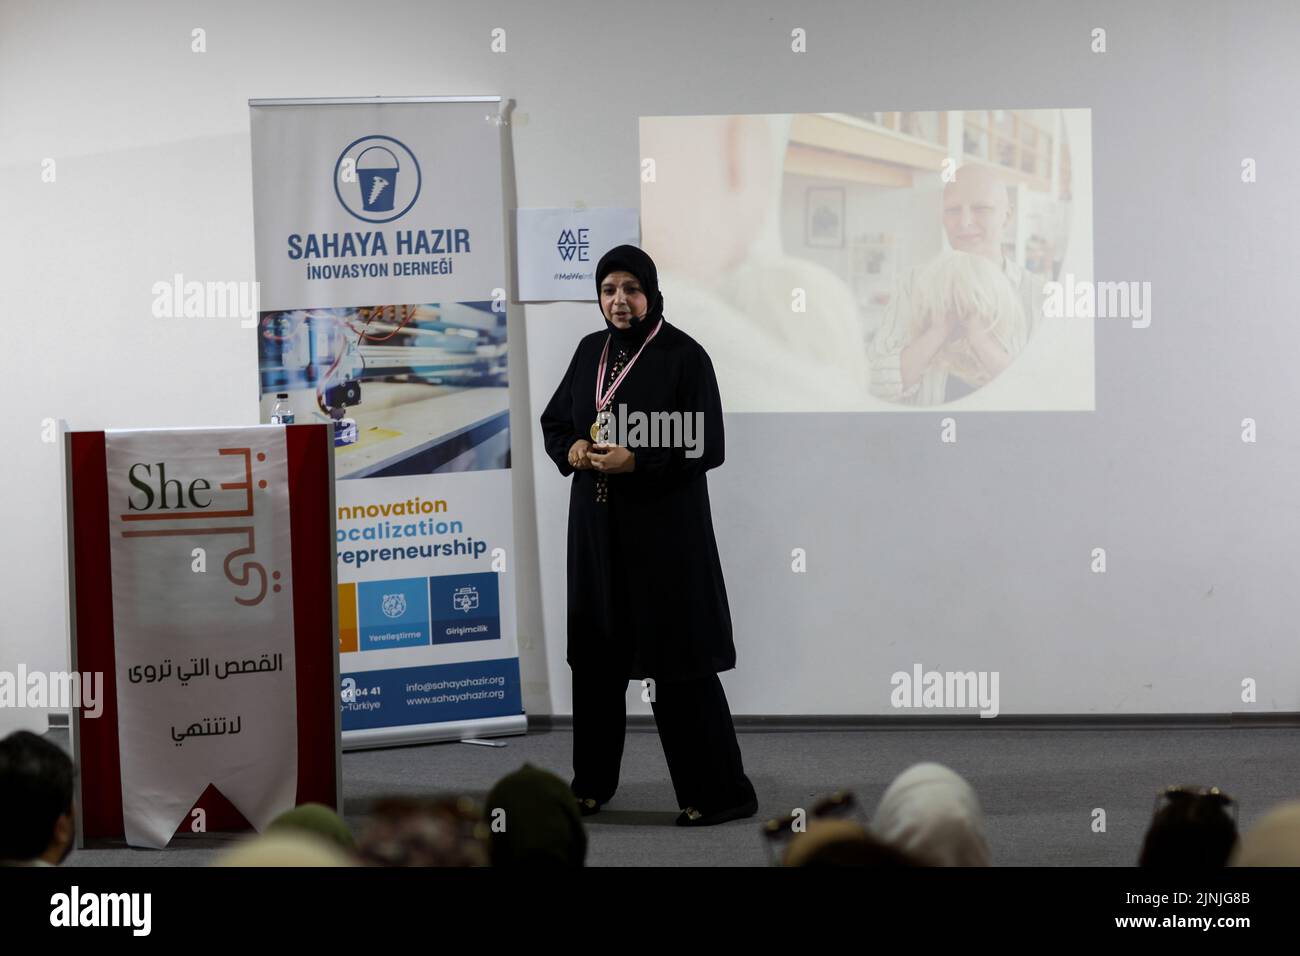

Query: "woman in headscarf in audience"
<box><xmin>1230</xmin><ymin>800</ymin><xmax>1300</xmax><ymax>866</ymax></box>
<box><xmin>211</xmin><ymin>831</ymin><xmax>354</xmax><ymax>867</ymax></box>
<box><xmin>871</xmin><ymin>762</ymin><xmax>991</xmax><ymax>866</ymax></box>
<box><xmin>484</xmin><ymin>764</ymin><xmax>587</xmax><ymax>867</ymax></box>
<box><xmin>267</xmin><ymin>802</ymin><xmax>355</xmax><ymax>852</ymax></box>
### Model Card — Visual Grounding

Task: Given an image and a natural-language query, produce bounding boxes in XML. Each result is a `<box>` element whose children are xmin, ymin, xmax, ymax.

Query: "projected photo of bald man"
<box><xmin>639</xmin><ymin>108</ymin><xmax>1094</xmax><ymax>412</ymax></box>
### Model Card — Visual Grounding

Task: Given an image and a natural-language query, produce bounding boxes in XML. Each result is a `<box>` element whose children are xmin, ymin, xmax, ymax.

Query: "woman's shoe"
<box><xmin>575</xmin><ymin>796</ymin><xmax>602</xmax><ymax>816</ymax></box>
<box><xmin>675</xmin><ymin>796</ymin><xmax>758</xmax><ymax>827</ymax></box>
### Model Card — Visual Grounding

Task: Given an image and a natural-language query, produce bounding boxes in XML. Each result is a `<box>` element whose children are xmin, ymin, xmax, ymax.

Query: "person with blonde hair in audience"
<box><xmin>1230</xmin><ymin>800</ymin><xmax>1300</xmax><ymax>866</ymax></box>
<box><xmin>871</xmin><ymin>762</ymin><xmax>991</xmax><ymax>866</ymax></box>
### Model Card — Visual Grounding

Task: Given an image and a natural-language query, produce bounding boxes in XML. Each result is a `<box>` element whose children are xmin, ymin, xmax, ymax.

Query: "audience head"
<box><xmin>484</xmin><ymin>763</ymin><xmax>586</xmax><ymax>867</ymax></box>
<box><xmin>212</xmin><ymin>831</ymin><xmax>354</xmax><ymax>867</ymax></box>
<box><xmin>0</xmin><ymin>731</ymin><xmax>75</xmax><ymax>865</ymax></box>
<box><xmin>1230</xmin><ymin>799</ymin><xmax>1300</xmax><ymax>867</ymax></box>
<box><xmin>871</xmin><ymin>762</ymin><xmax>991</xmax><ymax>866</ymax></box>
<box><xmin>783</xmin><ymin>818</ymin><xmax>919</xmax><ymax>867</ymax></box>
<box><xmin>1139</xmin><ymin>786</ymin><xmax>1238</xmax><ymax>867</ymax></box>
<box><xmin>355</xmin><ymin>795</ymin><xmax>489</xmax><ymax>867</ymax></box>
<box><xmin>267</xmin><ymin>802</ymin><xmax>355</xmax><ymax>852</ymax></box>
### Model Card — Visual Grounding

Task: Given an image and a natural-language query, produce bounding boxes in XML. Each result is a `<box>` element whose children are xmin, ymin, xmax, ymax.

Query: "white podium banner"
<box><xmin>105</xmin><ymin>427</ymin><xmax>298</xmax><ymax>848</ymax></box>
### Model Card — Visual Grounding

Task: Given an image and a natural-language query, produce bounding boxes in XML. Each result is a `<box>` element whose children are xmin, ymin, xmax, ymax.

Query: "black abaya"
<box><xmin>539</xmin><ymin>319</ymin><xmax>735</xmax><ymax>682</ymax></box>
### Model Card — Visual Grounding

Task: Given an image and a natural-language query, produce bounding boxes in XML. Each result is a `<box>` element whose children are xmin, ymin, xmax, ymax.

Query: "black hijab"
<box><xmin>594</xmin><ymin>244</ymin><xmax>664</xmax><ymax>349</ymax></box>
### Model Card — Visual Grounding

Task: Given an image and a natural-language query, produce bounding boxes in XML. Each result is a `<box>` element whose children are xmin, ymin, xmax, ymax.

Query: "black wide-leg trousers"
<box><xmin>570</xmin><ymin>669</ymin><xmax>757</xmax><ymax>813</ymax></box>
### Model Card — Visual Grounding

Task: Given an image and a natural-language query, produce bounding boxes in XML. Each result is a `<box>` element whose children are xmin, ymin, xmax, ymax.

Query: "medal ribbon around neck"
<box><xmin>591</xmin><ymin>318</ymin><xmax>663</xmax><ymax>441</ymax></box>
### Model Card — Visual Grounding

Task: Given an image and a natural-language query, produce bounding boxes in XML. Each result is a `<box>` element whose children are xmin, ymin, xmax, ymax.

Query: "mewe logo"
<box><xmin>890</xmin><ymin>663</ymin><xmax>1000</xmax><ymax>718</ymax></box>
<box><xmin>151</xmin><ymin>273</ymin><xmax>260</xmax><ymax>328</ymax></box>
<box><xmin>556</xmin><ymin>226</ymin><xmax>590</xmax><ymax>262</ymax></box>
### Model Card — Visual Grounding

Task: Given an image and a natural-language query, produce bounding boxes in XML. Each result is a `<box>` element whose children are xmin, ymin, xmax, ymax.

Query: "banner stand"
<box><xmin>250</xmin><ymin>95</ymin><xmax>526</xmax><ymax>750</ymax></box>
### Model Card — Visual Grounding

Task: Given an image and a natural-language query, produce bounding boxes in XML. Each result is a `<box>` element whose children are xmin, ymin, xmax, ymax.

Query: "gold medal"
<box><xmin>591</xmin><ymin>408</ymin><xmax>612</xmax><ymax>444</ymax></box>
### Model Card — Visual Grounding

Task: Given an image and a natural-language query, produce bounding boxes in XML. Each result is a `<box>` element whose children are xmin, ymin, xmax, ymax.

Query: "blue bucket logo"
<box><xmin>334</xmin><ymin>135</ymin><xmax>422</xmax><ymax>224</ymax></box>
<box><xmin>357</xmin><ymin>146</ymin><xmax>399</xmax><ymax>212</ymax></box>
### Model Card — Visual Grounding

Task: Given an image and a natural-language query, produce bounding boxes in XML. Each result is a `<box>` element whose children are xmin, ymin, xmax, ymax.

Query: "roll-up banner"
<box><xmin>249</xmin><ymin>96</ymin><xmax>524</xmax><ymax>749</ymax></box>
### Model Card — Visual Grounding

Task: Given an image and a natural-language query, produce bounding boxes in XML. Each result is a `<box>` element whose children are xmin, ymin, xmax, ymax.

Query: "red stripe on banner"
<box><xmin>286</xmin><ymin>424</ymin><xmax>341</xmax><ymax>809</ymax></box>
<box><xmin>69</xmin><ymin>431</ymin><xmax>124</xmax><ymax>840</ymax></box>
<box><xmin>176</xmin><ymin>785</ymin><xmax>252</xmax><ymax>836</ymax></box>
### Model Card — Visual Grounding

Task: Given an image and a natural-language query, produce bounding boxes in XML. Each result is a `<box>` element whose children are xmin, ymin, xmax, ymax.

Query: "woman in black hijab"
<box><xmin>540</xmin><ymin>244</ymin><xmax>758</xmax><ymax>827</ymax></box>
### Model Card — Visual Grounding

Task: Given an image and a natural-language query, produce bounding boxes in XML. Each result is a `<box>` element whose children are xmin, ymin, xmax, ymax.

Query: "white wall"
<box><xmin>5</xmin><ymin>0</ymin><xmax>1300</xmax><ymax>721</ymax></box>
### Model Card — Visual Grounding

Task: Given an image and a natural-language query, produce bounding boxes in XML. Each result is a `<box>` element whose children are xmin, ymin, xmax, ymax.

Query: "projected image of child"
<box><xmin>915</xmin><ymin>250</ymin><xmax>1028</xmax><ymax>398</ymax></box>
<box><xmin>874</xmin><ymin>250</ymin><xmax>1029</xmax><ymax>406</ymax></box>
<box><xmin>866</xmin><ymin>161</ymin><xmax>1053</xmax><ymax>408</ymax></box>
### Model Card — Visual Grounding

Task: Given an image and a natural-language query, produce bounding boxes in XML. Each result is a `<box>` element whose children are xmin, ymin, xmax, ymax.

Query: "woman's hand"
<box><xmin>567</xmin><ymin>439</ymin><xmax>594</xmax><ymax>470</ymax></box>
<box><xmin>586</xmin><ymin>443</ymin><xmax>636</xmax><ymax>474</ymax></box>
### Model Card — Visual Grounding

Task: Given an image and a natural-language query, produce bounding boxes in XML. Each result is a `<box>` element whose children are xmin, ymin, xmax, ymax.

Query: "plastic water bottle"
<box><xmin>270</xmin><ymin>393</ymin><xmax>294</xmax><ymax>425</ymax></box>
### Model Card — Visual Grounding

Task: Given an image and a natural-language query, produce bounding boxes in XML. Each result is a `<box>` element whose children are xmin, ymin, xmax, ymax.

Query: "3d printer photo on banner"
<box><xmin>249</xmin><ymin>96</ymin><xmax>524</xmax><ymax>748</ymax></box>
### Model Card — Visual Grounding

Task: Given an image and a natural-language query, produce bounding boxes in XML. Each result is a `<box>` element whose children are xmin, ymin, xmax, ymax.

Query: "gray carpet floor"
<box><xmin>51</xmin><ymin>726</ymin><xmax>1298</xmax><ymax>867</ymax></box>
